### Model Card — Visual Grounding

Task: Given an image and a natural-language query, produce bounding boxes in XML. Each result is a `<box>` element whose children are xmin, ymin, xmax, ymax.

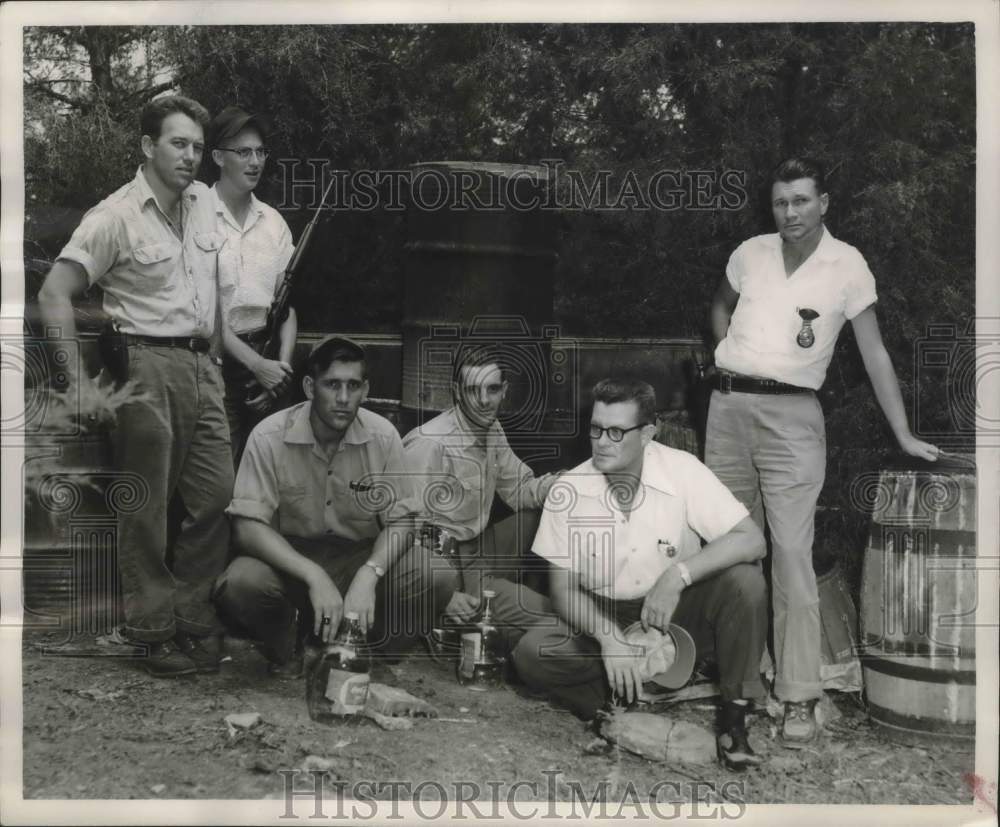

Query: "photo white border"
<box><xmin>1</xmin><ymin>1</ymin><xmax>997</xmax><ymax>825</ymax></box>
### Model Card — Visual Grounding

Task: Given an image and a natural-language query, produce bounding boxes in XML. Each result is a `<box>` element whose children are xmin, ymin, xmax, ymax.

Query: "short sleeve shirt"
<box><xmin>532</xmin><ymin>442</ymin><xmax>749</xmax><ymax>600</ymax></box>
<box><xmin>401</xmin><ymin>407</ymin><xmax>548</xmax><ymax>542</ymax></box>
<box><xmin>714</xmin><ymin>227</ymin><xmax>878</xmax><ymax>389</ymax></box>
<box><xmin>227</xmin><ymin>402</ymin><xmax>413</xmax><ymax>541</ymax></box>
<box><xmin>57</xmin><ymin>167</ymin><xmax>222</xmax><ymax>337</ymax></box>
<box><xmin>212</xmin><ymin>186</ymin><xmax>295</xmax><ymax>335</ymax></box>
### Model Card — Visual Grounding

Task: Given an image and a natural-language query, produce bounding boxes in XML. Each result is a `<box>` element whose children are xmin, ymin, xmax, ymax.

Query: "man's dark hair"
<box><xmin>306</xmin><ymin>337</ymin><xmax>368</xmax><ymax>379</ymax></box>
<box><xmin>771</xmin><ymin>157</ymin><xmax>827</xmax><ymax>195</ymax></box>
<box><xmin>451</xmin><ymin>345</ymin><xmax>506</xmax><ymax>387</ymax></box>
<box><xmin>140</xmin><ymin>95</ymin><xmax>211</xmax><ymax>140</ymax></box>
<box><xmin>591</xmin><ymin>378</ymin><xmax>657</xmax><ymax>426</ymax></box>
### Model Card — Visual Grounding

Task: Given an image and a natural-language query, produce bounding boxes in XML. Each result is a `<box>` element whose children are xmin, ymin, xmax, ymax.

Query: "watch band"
<box><xmin>675</xmin><ymin>561</ymin><xmax>693</xmax><ymax>588</ymax></box>
<box><xmin>364</xmin><ymin>560</ymin><xmax>385</xmax><ymax>578</ymax></box>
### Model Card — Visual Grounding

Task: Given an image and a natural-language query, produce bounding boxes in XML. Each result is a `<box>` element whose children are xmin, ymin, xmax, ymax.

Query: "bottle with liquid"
<box><xmin>306</xmin><ymin>612</ymin><xmax>371</xmax><ymax>724</ymax></box>
<box><xmin>456</xmin><ymin>589</ymin><xmax>505</xmax><ymax>690</ymax></box>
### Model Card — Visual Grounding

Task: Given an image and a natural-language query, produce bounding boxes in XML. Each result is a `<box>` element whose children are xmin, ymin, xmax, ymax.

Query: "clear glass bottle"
<box><xmin>306</xmin><ymin>612</ymin><xmax>371</xmax><ymax>724</ymax></box>
<box><xmin>456</xmin><ymin>589</ymin><xmax>505</xmax><ymax>691</ymax></box>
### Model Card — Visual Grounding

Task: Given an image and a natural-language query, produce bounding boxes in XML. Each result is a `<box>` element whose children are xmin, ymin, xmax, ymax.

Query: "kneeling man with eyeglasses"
<box><xmin>512</xmin><ymin>378</ymin><xmax>769</xmax><ymax>770</ymax></box>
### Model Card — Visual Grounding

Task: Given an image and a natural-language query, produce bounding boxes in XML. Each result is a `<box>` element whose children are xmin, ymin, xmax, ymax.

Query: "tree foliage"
<box><xmin>24</xmin><ymin>23</ymin><xmax>976</xmax><ymax>582</ymax></box>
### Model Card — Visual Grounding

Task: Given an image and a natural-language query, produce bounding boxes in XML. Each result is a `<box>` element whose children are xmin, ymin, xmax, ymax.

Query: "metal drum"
<box><xmin>858</xmin><ymin>454</ymin><xmax>977</xmax><ymax>743</ymax></box>
<box><xmin>23</xmin><ymin>429</ymin><xmax>123</xmax><ymax>637</ymax></box>
<box><xmin>402</xmin><ymin>162</ymin><xmax>557</xmax><ymax>433</ymax></box>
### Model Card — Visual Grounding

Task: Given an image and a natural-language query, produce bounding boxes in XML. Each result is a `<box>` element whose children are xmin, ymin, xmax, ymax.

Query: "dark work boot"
<box><xmin>716</xmin><ymin>700</ymin><xmax>763</xmax><ymax>771</ymax></box>
<box><xmin>100</xmin><ymin>626</ymin><xmax>197</xmax><ymax>678</ymax></box>
<box><xmin>174</xmin><ymin>632</ymin><xmax>223</xmax><ymax>674</ymax></box>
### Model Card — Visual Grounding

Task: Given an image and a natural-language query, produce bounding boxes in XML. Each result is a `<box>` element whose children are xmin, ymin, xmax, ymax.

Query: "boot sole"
<box><xmin>143</xmin><ymin>665</ymin><xmax>198</xmax><ymax>677</ymax></box>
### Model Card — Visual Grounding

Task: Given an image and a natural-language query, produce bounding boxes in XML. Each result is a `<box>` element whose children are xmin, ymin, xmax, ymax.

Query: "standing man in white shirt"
<box><xmin>706</xmin><ymin>157</ymin><xmax>939</xmax><ymax>745</ymax></box>
<box><xmin>37</xmin><ymin>96</ymin><xmax>232</xmax><ymax>677</ymax></box>
<box><xmin>209</xmin><ymin>105</ymin><xmax>298</xmax><ymax>464</ymax></box>
<box><xmin>513</xmin><ymin>378</ymin><xmax>769</xmax><ymax>771</ymax></box>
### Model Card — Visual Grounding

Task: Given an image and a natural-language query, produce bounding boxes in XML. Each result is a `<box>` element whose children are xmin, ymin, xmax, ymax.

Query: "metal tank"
<box><xmin>401</xmin><ymin>162</ymin><xmax>558</xmax><ymax>435</ymax></box>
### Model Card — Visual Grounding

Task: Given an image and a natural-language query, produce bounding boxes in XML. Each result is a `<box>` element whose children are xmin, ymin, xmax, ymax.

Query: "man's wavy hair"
<box><xmin>591</xmin><ymin>378</ymin><xmax>656</xmax><ymax>426</ymax></box>
<box><xmin>771</xmin><ymin>157</ymin><xmax>827</xmax><ymax>195</ymax></box>
<box><xmin>140</xmin><ymin>95</ymin><xmax>210</xmax><ymax>141</ymax></box>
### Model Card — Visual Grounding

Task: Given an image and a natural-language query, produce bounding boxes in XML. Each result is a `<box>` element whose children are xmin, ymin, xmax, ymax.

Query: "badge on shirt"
<box><xmin>796</xmin><ymin>307</ymin><xmax>819</xmax><ymax>348</ymax></box>
<box><xmin>657</xmin><ymin>539</ymin><xmax>677</xmax><ymax>558</ymax></box>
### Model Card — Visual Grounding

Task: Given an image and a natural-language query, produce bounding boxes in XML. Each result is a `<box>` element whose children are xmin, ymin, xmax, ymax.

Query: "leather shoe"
<box><xmin>100</xmin><ymin>626</ymin><xmax>197</xmax><ymax>678</ymax></box>
<box><xmin>267</xmin><ymin>650</ymin><xmax>305</xmax><ymax>679</ymax></box>
<box><xmin>781</xmin><ymin>699</ymin><xmax>818</xmax><ymax>747</ymax></box>
<box><xmin>174</xmin><ymin>632</ymin><xmax>223</xmax><ymax>674</ymax></box>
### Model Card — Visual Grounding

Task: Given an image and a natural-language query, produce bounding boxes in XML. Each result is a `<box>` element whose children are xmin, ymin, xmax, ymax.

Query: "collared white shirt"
<box><xmin>402</xmin><ymin>407</ymin><xmax>549</xmax><ymax>541</ymax></box>
<box><xmin>58</xmin><ymin>167</ymin><xmax>222</xmax><ymax>337</ymax></box>
<box><xmin>714</xmin><ymin>227</ymin><xmax>878</xmax><ymax>389</ymax></box>
<box><xmin>212</xmin><ymin>185</ymin><xmax>294</xmax><ymax>335</ymax></box>
<box><xmin>227</xmin><ymin>402</ymin><xmax>412</xmax><ymax>541</ymax></box>
<box><xmin>532</xmin><ymin>442</ymin><xmax>749</xmax><ymax>600</ymax></box>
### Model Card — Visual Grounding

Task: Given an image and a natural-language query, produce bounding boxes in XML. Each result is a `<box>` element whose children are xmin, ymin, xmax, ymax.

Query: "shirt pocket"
<box><xmin>192</xmin><ymin>231</ymin><xmax>224</xmax><ymax>278</ymax></box>
<box><xmin>131</xmin><ymin>241</ymin><xmax>176</xmax><ymax>286</ymax></box>
<box><xmin>277</xmin><ymin>484</ymin><xmax>314</xmax><ymax>530</ymax></box>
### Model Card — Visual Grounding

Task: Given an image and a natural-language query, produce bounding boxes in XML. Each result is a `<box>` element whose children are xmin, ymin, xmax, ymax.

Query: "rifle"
<box><xmin>243</xmin><ymin>175</ymin><xmax>337</xmax><ymax>402</ymax></box>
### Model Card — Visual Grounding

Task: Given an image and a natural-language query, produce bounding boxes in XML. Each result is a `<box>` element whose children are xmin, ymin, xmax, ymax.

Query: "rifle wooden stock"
<box><xmin>242</xmin><ymin>174</ymin><xmax>338</xmax><ymax>398</ymax></box>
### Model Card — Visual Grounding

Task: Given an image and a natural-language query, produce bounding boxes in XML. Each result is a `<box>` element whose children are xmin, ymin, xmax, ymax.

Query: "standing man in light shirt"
<box><xmin>209</xmin><ymin>105</ymin><xmax>297</xmax><ymax>465</ymax></box>
<box><xmin>402</xmin><ymin>346</ymin><xmax>560</xmax><ymax>650</ymax></box>
<box><xmin>214</xmin><ymin>337</ymin><xmax>455</xmax><ymax>676</ymax></box>
<box><xmin>706</xmin><ymin>157</ymin><xmax>939</xmax><ymax>745</ymax></box>
<box><xmin>37</xmin><ymin>95</ymin><xmax>232</xmax><ymax>677</ymax></box>
<box><xmin>513</xmin><ymin>378</ymin><xmax>769</xmax><ymax>771</ymax></box>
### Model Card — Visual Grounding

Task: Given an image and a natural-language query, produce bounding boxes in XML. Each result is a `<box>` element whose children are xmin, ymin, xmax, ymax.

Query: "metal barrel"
<box><xmin>859</xmin><ymin>454</ymin><xmax>977</xmax><ymax>743</ymax></box>
<box><xmin>23</xmin><ymin>429</ymin><xmax>122</xmax><ymax>637</ymax></box>
<box><xmin>401</xmin><ymin>162</ymin><xmax>557</xmax><ymax>432</ymax></box>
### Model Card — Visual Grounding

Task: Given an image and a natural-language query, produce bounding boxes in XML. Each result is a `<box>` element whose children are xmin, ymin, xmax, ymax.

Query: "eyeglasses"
<box><xmin>589</xmin><ymin>423</ymin><xmax>649</xmax><ymax>442</ymax></box>
<box><xmin>218</xmin><ymin>147</ymin><xmax>271</xmax><ymax>161</ymax></box>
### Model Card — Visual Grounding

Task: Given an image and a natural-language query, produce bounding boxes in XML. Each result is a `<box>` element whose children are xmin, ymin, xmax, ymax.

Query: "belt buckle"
<box><xmin>719</xmin><ymin>372</ymin><xmax>732</xmax><ymax>394</ymax></box>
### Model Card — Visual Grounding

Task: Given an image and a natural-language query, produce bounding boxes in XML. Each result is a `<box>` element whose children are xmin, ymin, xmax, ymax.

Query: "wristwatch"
<box><xmin>675</xmin><ymin>561</ymin><xmax>693</xmax><ymax>588</ymax></box>
<box><xmin>363</xmin><ymin>560</ymin><xmax>385</xmax><ymax>578</ymax></box>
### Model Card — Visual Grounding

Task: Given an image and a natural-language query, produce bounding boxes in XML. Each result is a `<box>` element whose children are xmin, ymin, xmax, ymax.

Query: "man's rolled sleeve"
<box><xmin>724</xmin><ymin>242</ymin><xmax>745</xmax><ymax>293</ymax></box>
<box><xmin>400</xmin><ymin>435</ymin><xmax>447</xmax><ymax>519</ymax></box>
<box><xmin>226</xmin><ymin>429</ymin><xmax>280</xmax><ymax>526</ymax></box>
<box><xmin>843</xmin><ymin>255</ymin><xmax>879</xmax><ymax>320</ymax></box>
<box><xmin>58</xmin><ymin>207</ymin><xmax>121</xmax><ymax>286</ymax></box>
<box><xmin>495</xmin><ymin>439</ymin><xmax>543</xmax><ymax>511</ymax></box>
<box><xmin>379</xmin><ymin>431</ymin><xmax>420</xmax><ymax>525</ymax></box>
<box><xmin>680</xmin><ymin>457</ymin><xmax>750</xmax><ymax>543</ymax></box>
<box><xmin>531</xmin><ymin>488</ymin><xmax>575</xmax><ymax>571</ymax></box>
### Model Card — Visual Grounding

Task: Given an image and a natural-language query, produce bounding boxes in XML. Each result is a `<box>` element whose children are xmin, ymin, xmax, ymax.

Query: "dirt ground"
<box><xmin>20</xmin><ymin>626</ymin><xmax>977</xmax><ymax>808</ymax></box>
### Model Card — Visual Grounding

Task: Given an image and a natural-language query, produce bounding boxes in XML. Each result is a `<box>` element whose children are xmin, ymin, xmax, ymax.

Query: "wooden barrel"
<box><xmin>859</xmin><ymin>454</ymin><xmax>977</xmax><ymax>743</ymax></box>
<box><xmin>401</xmin><ymin>162</ymin><xmax>557</xmax><ymax>433</ymax></box>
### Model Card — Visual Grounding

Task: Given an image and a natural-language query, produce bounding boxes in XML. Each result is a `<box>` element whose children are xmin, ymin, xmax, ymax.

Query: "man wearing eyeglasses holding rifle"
<box><xmin>513</xmin><ymin>378</ymin><xmax>769</xmax><ymax>770</ymax></box>
<box><xmin>209</xmin><ymin>106</ymin><xmax>298</xmax><ymax>465</ymax></box>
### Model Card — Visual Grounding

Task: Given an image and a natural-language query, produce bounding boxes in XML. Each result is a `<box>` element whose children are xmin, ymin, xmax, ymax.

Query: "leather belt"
<box><xmin>712</xmin><ymin>372</ymin><xmax>813</xmax><ymax>395</ymax></box>
<box><xmin>123</xmin><ymin>334</ymin><xmax>211</xmax><ymax>353</ymax></box>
